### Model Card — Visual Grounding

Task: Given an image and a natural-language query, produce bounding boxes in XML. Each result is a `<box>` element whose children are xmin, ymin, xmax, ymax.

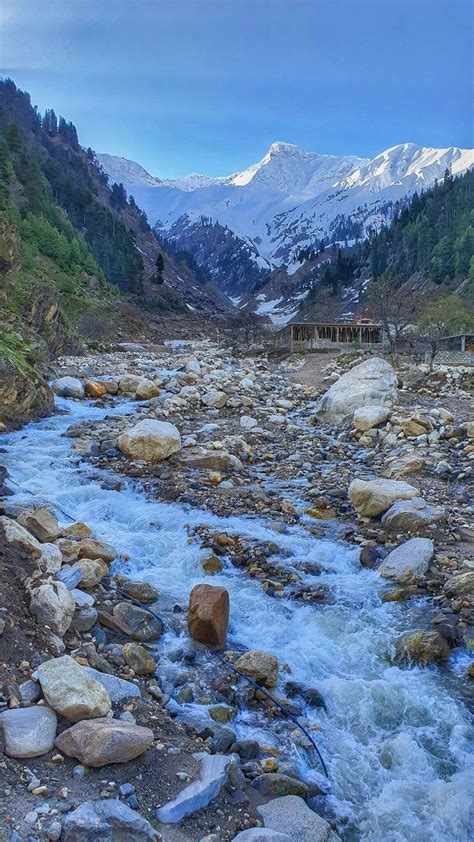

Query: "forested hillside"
<box><xmin>0</xmin><ymin>79</ymin><xmax>231</xmax><ymax>423</ymax></box>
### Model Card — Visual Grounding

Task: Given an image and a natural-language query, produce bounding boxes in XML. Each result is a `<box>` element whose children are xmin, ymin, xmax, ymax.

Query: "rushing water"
<box><xmin>2</xmin><ymin>397</ymin><xmax>473</xmax><ymax>841</ymax></box>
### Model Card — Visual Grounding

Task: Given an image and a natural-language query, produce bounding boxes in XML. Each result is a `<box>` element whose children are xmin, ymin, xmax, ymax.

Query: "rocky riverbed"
<box><xmin>0</xmin><ymin>340</ymin><xmax>473</xmax><ymax>841</ymax></box>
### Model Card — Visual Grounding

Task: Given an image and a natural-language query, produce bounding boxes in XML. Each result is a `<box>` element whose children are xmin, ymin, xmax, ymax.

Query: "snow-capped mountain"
<box><xmin>97</xmin><ymin>141</ymin><xmax>473</xmax><ymax>291</ymax></box>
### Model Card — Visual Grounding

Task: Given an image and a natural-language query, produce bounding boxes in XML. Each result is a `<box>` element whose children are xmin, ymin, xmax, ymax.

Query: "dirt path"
<box><xmin>287</xmin><ymin>351</ymin><xmax>342</xmax><ymax>390</ymax></box>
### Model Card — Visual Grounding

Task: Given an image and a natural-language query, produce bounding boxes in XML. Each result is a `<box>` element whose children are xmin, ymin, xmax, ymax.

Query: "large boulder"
<box><xmin>378</xmin><ymin>538</ymin><xmax>434</xmax><ymax>584</ymax></box>
<box><xmin>1</xmin><ymin>515</ymin><xmax>42</xmax><ymax>558</ymax></box>
<box><xmin>118</xmin><ymin>419</ymin><xmax>181</xmax><ymax>462</ymax></box>
<box><xmin>0</xmin><ymin>706</ymin><xmax>57</xmax><ymax>758</ymax></box>
<box><xmin>55</xmin><ymin>718</ymin><xmax>154</xmax><ymax>766</ymax></box>
<box><xmin>37</xmin><ymin>542</ymin><xmax>63</xmax><ymax>574</ymax></box>
<box><xmin>393</xmin><ymin>630</ymin><xmax>451</xmax><ymax>666</ymax></box>
<box><xmin>443</xmin><ymin>570</ymin><xmax>474</xmax><ymax>599</ymax></box>
<box><xmin>61</xmin><ymin>799</ymin><xmax>157</xmax><ymax>841</ymax></box>
<box><xmin>33</xmin><ymin>655</ymin><xmax>111</xmax><ymax>721</ymax></box>
<box><xmin>30</xmin><ymin>580</ymin><xmax>75</xmax><ymax>636</ymax></box>
<box><xmin>258</xmin><ymin>795</ymin><xmax>341</xmax><ymax>842</ymax></box>
<box><xmin>188</xmin><ymin>584</ymin><xmax>229</xmax><ymax>647</ymax></box>
<box><xmin>235</xmin><ymin>650</ymin><xmax>278</xmax><ymax>688</ymax></box>
<box><xmin>381</xmin><ymin>498</ymin><xmax>446</xmax><ymax>532</ymax></box>
<box><xmin>17</xmin><ymin>506</ymin><xmax>60</xmax><ymax>542</ymax></box>
<box><xmin>51</xmin><ymin>376</ymin><xmax>84</xmax><ymax>399</ymax></box>
<box><xmin>313</xmin><ymin>357</ymin><xmax>397</xmax><ymax>424</ymax></box>
<box><xmin>353</xmin><ymin>405</ymin><xmax>391</xmax><ymax>432</ymax></box>
<box><xmin>348</xmin><ymin>478</ymin><xmax>418</xmax><ymax>517</ymax></box>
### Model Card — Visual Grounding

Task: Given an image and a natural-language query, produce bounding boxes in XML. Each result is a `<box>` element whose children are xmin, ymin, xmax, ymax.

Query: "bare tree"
<box><xmin>367</xmin><ymin>273</ymin><xmax>421</xmax><ymax>360</ymax></box>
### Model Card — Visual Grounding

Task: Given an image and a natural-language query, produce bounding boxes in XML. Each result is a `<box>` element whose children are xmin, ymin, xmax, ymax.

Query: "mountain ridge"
<box><xmin>97</xmin><ymin>141</ymin><xmax>473</xmax><ymax>299</ymax></box>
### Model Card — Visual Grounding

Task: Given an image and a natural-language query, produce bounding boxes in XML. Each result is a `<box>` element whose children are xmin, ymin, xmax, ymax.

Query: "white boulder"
<box><xmin>378</xmin><ymin>537</ymin><xmax>434</xmax><ymax>584</ymax></box>
<box><xmin>33</xmin><ymin>655</ymin><xmax>111</xmax><ymax>721</ymax></box>
<box><xmin>29</xmin><ymin>580</ymin><xmax>75</xmax><ymax>636</ymax></box>
<box><xmin>349</xmin><ymin>478</ymin><xmax>419</xmax><ymax>517</ymax></box>
<box><xmin>51</xmin><ymin>377</ymin><xmax>84</xmax><ymax>399</ymax></box>
<box><xmin>118</xmin><ymin>419</ymin><xmax>181</xmax><ymax>462</ymax></box>
<box><xmin>314</xmin><ymin>358</ymin><xmax>397</xmax><ymax>423</ymax></box>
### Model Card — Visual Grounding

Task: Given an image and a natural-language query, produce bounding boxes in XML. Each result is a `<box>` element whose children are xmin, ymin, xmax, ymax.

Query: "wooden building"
<box><xmin>274</xmin><ymin>321</ymin><xmax>384</xmax><ymax>352</ymax></box>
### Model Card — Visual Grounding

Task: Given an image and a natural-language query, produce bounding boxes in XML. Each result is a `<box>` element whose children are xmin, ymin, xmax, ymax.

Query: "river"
<box><xmin>2</xmin><ymin>395</ymin><xmax>473</xmax><ymax>841</ymax></box>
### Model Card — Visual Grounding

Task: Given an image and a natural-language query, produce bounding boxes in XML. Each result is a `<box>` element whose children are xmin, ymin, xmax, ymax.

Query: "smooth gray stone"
<box><xmin>72</xmin><ymin>588</ymin><xmax>95</xmax><ymax>607</ymax></box>
<box><xmin>0</xmin><ymin>706</ymin><xmax>57</xmax><ymax>758</ymax></box>
<box><xmin>61</xmin><ymin>799</ymin><xmax>156</xmax><ymax>841</ymax></box>
<box><xmin>84</xmin><ymin>667</ymin><xmax>141</xmax><ymax>700</ymax></box>
<box><xmin>156</xmin><ymin>752</ymin><xmax>234</xmax><ymax>823</ymax></box>
<box><xmin>258</xmin><ymin>796</ymin><xmax>341</xmax><ymax>842</ymax></box>
<box><xmin>56</xmin><ymin>566</ymin><xmax>83</xmax><ymax>589</ymax></box>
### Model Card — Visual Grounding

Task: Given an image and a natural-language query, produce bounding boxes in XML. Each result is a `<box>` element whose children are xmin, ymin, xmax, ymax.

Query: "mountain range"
<box><xmin>98</xmin><ymin>141</ymin><xmax>473</xmax><ymax>308</ymax></box>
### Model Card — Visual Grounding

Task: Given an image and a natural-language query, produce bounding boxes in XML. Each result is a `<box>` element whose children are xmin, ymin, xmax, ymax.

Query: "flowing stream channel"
<box><xmin>2</xmin><ymin>396</ymin><xmax>473</xmax><ymax>841</ymax></box>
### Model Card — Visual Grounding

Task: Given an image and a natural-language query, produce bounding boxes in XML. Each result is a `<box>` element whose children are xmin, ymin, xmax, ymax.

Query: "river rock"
<box><xmin>1</xmin><ymin>515</ymin><xmax>42</xmax><ymax>558</ymax></box>
<box><xmin>202</xmin><ymin>389</ymin><xmax>228</xmax><ymax>409</ymax></box>
<box><xmin>30</xmin><ymin>580</ymin><xmax>75</xmax><ymax>636</ymax></box>
<box><xmin>116</xmin><ymin>579</ymin><xmax>159</xmax><ymax>603</ymax></box>
<box><xmin>78</xmin><ymin>538</ymin><xmax>117</xmax><ymax>563</ymax></box>
<box><xmin>113</xmin><ymin>602</ymin><xmax>164</xmax><ymax>641</ymax></box>
<box><xmin>0</xmin><ymin>706</ymin><xmax>57</xmax><ymax>758</ymax></box>
<box><xmin>381</xmin><ymin>498</ymin><xmax>446</xmax><ymax>532</ymax></box>
<box><xmin>177</xmin><ymin>446</ymin><xmax>241</xmax><ymax>472</ymax></box>
<box><xmin>135</xmin><ymin>378</ymin><xmax>160</xmax><ymax>400</ymax></box>
<box><xmin>119</xmin><ymin>374</ymin><xmax>146</xmax><ymax>393</ymax></box>
<box><xmin>118</xmin><ymin>419</ymin><xmax>181</xmax><ymax>462</ymax></box>
<box><xmin>62</xmin><ymin>799</ymin><xmax>157</xmax><ymax>841</ymax></box>
<box><xmin>348</xmin><ymin>479</ymin><xmax>419</xmax><ymax>517</ymax></box>
<box><xmin>72</xmin><ymin>606</ymin><xmax>98</xmax><ymax>631</ymax></box>
<box><xmin>63</xmin><ymin>521</ymin><xmax>93</xmax><ymax>539</ymax></box>
<box><xmin>443</xmin><ymin>570</ymin><xmax>474</xmax><ymax>599</ymax></box>
<box><xmin>353</xmin><ymin>405</ymin><xmax>391</xmax><ymax>432</ymax></box>
<box><xmin>17</xmin><ymin>506</ymin><xmax>60</xmax><ymax>542</ymax></box>
<box><xmin>156</xmin><ymin>752</ymin><xmax>233</xmax><ymax>823</ymax></box>
<box><xmin>84</xmin><ymin>379</ymin><xmax>108</xmax><ymax>398</ymax></box>
<box><xmin>378</xmin><ymin>538</ymin><xmax>434</xmax><ymax>584</ymax></box>
<box><xmin>56</xmin><ymin>566</ymin><xmax>84</xmax><ymax>589</ymax></box>
<box><xmin>33</xmin><ymin>655</ymin><xmax>111</xmax><ymax>720</ymax></box>
<box><xmin>72</xmin><ymin>558</ymin><xmax>109</xmax><ymax>588</ymax></box>
<box><xmin>38</xmin><ymin>542</ymin><xmax>63</xmax><ymax>574</ymax></box>
<box><xmin>313</xmin><ymin>357</ymin><xmax>397</xmax><ymax>423</ymax></box>
<box><xmin>258</xmin><ymin>795</ymin><xmax>341</xmax><ymax>842</ymax></box>
<box><xmin>252</xmin><ymin>773</ymin><xmax>309</xmax><ymax>799</ymax></box>
<box><xmin>188</xmin><ymin>584</ymin><xmax>229</xmax><ymax>647</ymax></box>
<box><xmin>55</xmin><ymin>717</ymin><xmax>154</xmax><ymax>766</ymax></box>
<box><xmin>122</xmin><ymin>642</ymin><xmax>156</xmax><ymax>675</ymax></box>
<box><xmin>235</xmin><ymin>650</ymin><xmax>278</xmax><ymax>688</ymax></box>
<box><xmin>51</xmin><ymin>376</ymin><xmax>84</xmax><ymax>398</ymax></box>
<box><xmin>84</xmin><ymin>667</ymin><xmax>142</xmax><ymax>701</ymax></box>
<box><xmin>394</xmin><ymin>630</ymin><xmax>451</xmax><ymax>665</ymax></box>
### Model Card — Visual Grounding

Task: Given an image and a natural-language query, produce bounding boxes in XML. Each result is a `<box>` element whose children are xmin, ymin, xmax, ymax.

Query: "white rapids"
<box><xmin>2</xmin><ymin>396</ymin><xmax>473</xmax><ymax>841</ymax></box>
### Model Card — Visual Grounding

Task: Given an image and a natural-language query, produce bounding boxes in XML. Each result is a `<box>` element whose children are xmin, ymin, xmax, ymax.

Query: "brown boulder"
<box><xmin>17</xmin><ymin>506</ymin><xmax>60</xmax><ymax>543</ymax></box>
<box><xmin>55</xmin><ymin>718</ymin><xmax>154</xmax><ymax>766</ymax></box>
<box><xmin>84</xmin><ymin>380</ymin><xmax>108</xmax><ymax>398</ymax></box>
<box><xmin>188</xmin><ymin>584</ymin><xmax>229</xmax><ymax>647</ymax></box>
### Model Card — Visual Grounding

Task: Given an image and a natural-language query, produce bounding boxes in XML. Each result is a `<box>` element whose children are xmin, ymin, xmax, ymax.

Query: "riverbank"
<box><xmin>0</xmin><ymin>341</ymin><xmax>473</xmax><ymax>841</ymax></box>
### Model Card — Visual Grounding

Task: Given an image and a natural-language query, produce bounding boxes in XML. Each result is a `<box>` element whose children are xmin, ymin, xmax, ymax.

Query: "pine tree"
<box><xmin>7</xmin><ymin>123</ymin><xmax>21</xmax><ymax>153</ymax></box>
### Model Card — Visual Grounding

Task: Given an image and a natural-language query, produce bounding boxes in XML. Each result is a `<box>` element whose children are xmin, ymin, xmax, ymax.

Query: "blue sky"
<box><xmin>1</xmin><ymin>0</ymin><xmax>472</xmax><ymax>177</ymax></box>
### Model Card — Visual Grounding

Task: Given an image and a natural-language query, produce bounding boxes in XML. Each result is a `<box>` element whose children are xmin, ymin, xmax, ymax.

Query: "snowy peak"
<box><xmin>98</xmin><ymin>140</ymin><xmax>473</xmax><ymax>281</ymax></box>
<box><xmin>97</xmin><ymin>153</ymin><xmax>161</xmax><ymax>187</ymax></box>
